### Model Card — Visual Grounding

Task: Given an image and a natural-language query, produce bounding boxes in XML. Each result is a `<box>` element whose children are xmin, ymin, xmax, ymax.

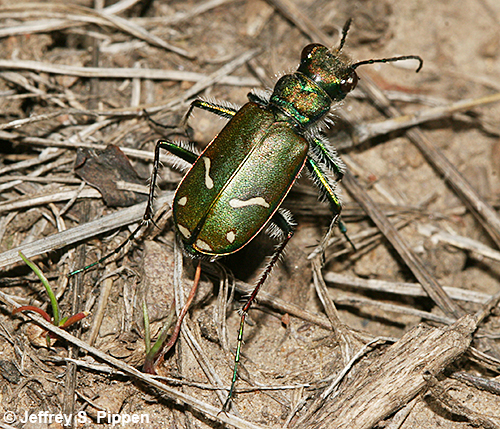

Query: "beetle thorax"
<box><xmin>269</xmin><ymin>72</ymin><xmax>332</xmax><ymax>129</ymax></box>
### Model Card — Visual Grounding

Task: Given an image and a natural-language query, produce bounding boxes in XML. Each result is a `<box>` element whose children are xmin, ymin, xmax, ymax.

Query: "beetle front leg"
<box><xmin>183</xmin><ymin>99</ymin><xmax>238</xmax><ymax>122</ymax></box>
<box><xmin>310</xmin><ymin>135</ymin><xmax>345</xmax><ymax>181</ymax></box>
<box><xmin>147</xmin><ymin>99</ymin><xmax>238</xmax><ymax>137</ymax></box>
<box><xmin>146</xmin><ymin>98</ymin><xmax>238</xmax><ymax>223</ymax></box>
<box><xmin>223</xmin><ymin>210</ymin><xmax>294</xmax><ymax>411</ymax></box>
<box><xmin>145</xmin><ymin>98</ymin><xmax>238</xmax><ymax>222</ymax></box>
<box><xmin>69</xmin><ymin>140</ymin><xmax>194</xmax><ymax>276</ymax></box>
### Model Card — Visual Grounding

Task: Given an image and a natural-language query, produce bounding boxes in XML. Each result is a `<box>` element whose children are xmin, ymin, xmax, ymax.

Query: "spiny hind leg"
<box><xmin>223</xmin><ymin>210</ymin><xmax>294</xmax><ymax>411</ymax></box>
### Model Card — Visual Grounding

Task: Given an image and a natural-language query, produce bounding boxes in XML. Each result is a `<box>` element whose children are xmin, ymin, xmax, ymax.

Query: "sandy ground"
<box><xmin>0</xmin><ymin>0</ymin><xmax>499</xmax><ymax>428</ymax></box>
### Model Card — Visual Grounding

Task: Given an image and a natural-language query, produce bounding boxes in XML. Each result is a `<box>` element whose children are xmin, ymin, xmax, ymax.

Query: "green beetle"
<box><xmin>72</xmin><ymin>19</ymin><xmax>422</xmax><ymax>409</ymax></box>
<box><xmin>142</xmin><ymin>20</ymin><xmax>422</xmax><ymax>408</ymax></box>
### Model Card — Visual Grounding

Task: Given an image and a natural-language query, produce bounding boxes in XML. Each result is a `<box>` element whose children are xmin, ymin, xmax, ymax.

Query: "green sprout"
<box><xmin>13</xmin><ymin>252</ymin><xmax>89</xmax><ymax>347</ymax></box>
<box><xmin>143</xmin><ymin>261</ymin><xmax>202</xmax><ymax>374</ymax></box>
<box><xmin>142</xmin><ymin>299</ymin><xmax>177</xmax><ymax>374</ymax></box>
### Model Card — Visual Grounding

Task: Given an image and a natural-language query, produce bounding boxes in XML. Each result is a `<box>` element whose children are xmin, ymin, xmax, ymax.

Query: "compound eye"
<box><xmin>301</xmin><ymin>43</ymin><xmax>322</xmax><ymax>60</ymax></box>
<box><xmin>340</xmin><ymin>72</ymin><xmax>358</xmax><ymax>94</ymax></box>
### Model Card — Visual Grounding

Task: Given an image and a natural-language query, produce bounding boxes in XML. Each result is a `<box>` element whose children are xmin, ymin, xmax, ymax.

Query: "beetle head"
<box><xmin>297</xmin><ymin>19</ymin><xmax>422</xmax><ymax>103</ymax></box>
<box><xmin>297</xmin><ymin>43</ymin><xmax>358</xmax><ymax>102</ymax></box>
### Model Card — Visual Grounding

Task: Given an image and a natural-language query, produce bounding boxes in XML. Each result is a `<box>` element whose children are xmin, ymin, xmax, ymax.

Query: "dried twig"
<box><xmin>353</xmin><ymin>92</ymin><xmax>500</xmax><ymax>143</ymax></box>
<box><xmin>420</xmin><ymin>224</ymin><xmax>500</xmax><ymax>263</ymax></box>
<box><xmin>297</xmin><ymin>316</ymin><xmax>476</xmax><ymax>429</ymax></box>
<box><xmin>325</xmin><ymin>272</ymin><xmax>492</xmax><ymax>304</ymax></box>
<box><xmin>0</xmin><ymin>3</ymin><xmax>192</xmax><ymax>58</ymax></box>
<box><xmin>343</xmin><ymin>172</ymin><xmax>463</xmax><ymax>319</ymax></box>
<box><xmin>0</xmin><ymin>59</ymin><xmax>259</xmax><ymax>87</ymax></box>
<box><xmin>0</xmin><ymin>194</ymin><xmax>173</xmax><ymax>269</ymax></box>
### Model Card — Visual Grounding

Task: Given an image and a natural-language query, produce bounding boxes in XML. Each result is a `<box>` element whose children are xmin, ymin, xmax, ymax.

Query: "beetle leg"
<box><xmin>145</xmin><ymin>98</ymin><xmax>239</xmax><ymax>222</ymax></box>
<box><xmin>157</xmin><ymin>140</ymin><xmax>198</xmax><ymax>164</ymax></box>
<box><xmin>144</xmin><ymin>99</ymin><xmax>239</xmax><ymax>222</ymax></box>
<box><xmin>144</xmin><ymin>140</ymin><xmax>199</xmax><ymax>222</ymax></box>
<box><xmin>146</xmin><ymin>99</ymin><xmax>238</xmax><ymax>138</ymax></box>
<box><xmin>69</xmin><ymin>140</ymin><xmax>200</xmax><ymax>276</ymax></box>
<box><xmin>309</xmin><ymin>135</ymin><xmax>345</xmax><ymax>181</ymax></box>
<box><xmin>67</xmin><ymin>218</ymin><xmax>146</xmax><ymax>275</ymax></box>
<box><xmin>223</xmin><ymin>211</ymin><xmax>294</xmax><ymax>411</ymax></box>
<box><xmin>181</xmin><ymin>98</ymin><xmax>238</xmax><ymax>127</ymax></box>
<box><xmin>306</xmin><ymin>157</ymin><xmax>354</xmax><ymax>249</ymax></box>
<box><xmin>306</xmin><ymin>157</ymin><xmax>342</xmax><ymax>216</ymax></box>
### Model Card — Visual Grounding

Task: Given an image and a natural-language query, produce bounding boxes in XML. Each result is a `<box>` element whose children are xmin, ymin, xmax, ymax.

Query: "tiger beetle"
<box><xmin>70</xmin><ymin>20</ymin><xmax>422</xmax><ymax>410</ymax></box>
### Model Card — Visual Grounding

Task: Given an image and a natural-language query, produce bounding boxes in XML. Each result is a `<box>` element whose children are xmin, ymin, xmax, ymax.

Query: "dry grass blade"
<box><xmin>473</xmin><ymin>289</ymin><xmax>500</xmax><ymax>326</ymax></box>
<box><xmin>13</xmin><ymin>139</ymin><xmax>165</xmax><ymax>163</ymax></box>
<box><xmin>467</xmin><ymin>347</ymin><xmax>500</xmax><ymax>373</ymax></box>
<box><xmin>358</xmin><ymin>72</ymin><xmax>500</xmax><ymax>248</ymax></box>
<box><xmin>0</xmin><ymin>148</ymin><xmax>64</xmax><ymax>174</ymax></box>
<box><xmin>103</xmin><ymin>0</ymin><xmax>142</xmax><ymax>15</ymax></box>
<box><xmin>189</xmin><ymin>262</ymin><xmax>346</xmax><ymax>347</ymax></box>
<box><xmin>0</xmin><ymin>59</ymin><xmax>259</xmax><ymax>87</ymax></box>
<box><xmin>334</xmin><ymin>295</ymin><xmax>455</xmax><ymax>324</ymax></box>
<box><xmin>453</xmin><ymin>372</ymin><xmax>500</xmax><ymax>395</ymax></box>
<box><xmin>0</xmin><ymin>70</ymin><xmax>67</xmax><ymax>107</ymax></box>
<box><xmin>0</xmin><ymin>3</ymin><xmax>191</xmax><ymax>58</ymax></box>
<box><xmin>181</xmin><ymin>321</ymin><xmax>229</xmax><ymax>406</ymax></box>
<box><xmin>172</xmin><ymin>243</ymin><xmax>229</xmax><ymax>406</ymax></box>
<box><xmin>265</xmin><ymin>0</ymin><xmax>330</xmax><ymax>43</ymax></box>
<box><xmin>149</xmin><ymin>48</ymin><xmax>260</xmax><ymax>114</ymax></box>
<box><xmin>0</xmin><ymin>18</ymin><xmax>80</xmax><ymax>38</ymax></box>
<box><xmin>312</xmin><ymin>258</ymin><xmax>363</xmax><ymax>363</ymax></box>
<box><xmin>343</xmin><ymin>172</ymin><xmax>462</xmax><ymax>318</ymax></box>
<box><xmin>128</xmin><ymin>0</ymin><xmax>235</xmax><ymax>26</ymax></box>
<box><xmin>324</xmin><ymin>272</ymin><xmax>492</xmax><ymax>304</ymax></box>
<box><xmin>0</xmin><ymin>194</ymin><xmax>172</xmax><ymax>269</ymax></box>
<box><xmin>87</xmin><ymin>275</ymin><xmax>114</xmax><ymax>347</ymax></box>
<box><xmin>0</xmin><ymin>186</ymin><xmax>101</xmax><ymax>214</ymax></box>
<box><xmin>354</xmin><ymin>92</ymin><xmax>500</xmax><ymax>143</ymax></box>
<box><xmin>420</xmin><ymin>225</ymin><xmax>500</xmax><ymax>263</ymax></box>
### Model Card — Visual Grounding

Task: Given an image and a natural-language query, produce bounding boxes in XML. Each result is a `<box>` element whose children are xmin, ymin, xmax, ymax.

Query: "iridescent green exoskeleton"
<box><xmin>71</xmin><ymin>19</ymin><xmax>422</xmax><ymax>411</ymax></box>
<box><xmin>149</xmin><ymin>20</ymin><xmax>421</xmax><ymax>410</ymax></box>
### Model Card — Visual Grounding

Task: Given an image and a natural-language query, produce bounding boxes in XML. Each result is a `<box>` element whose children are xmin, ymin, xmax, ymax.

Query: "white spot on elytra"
<box><xmin>196</xmin><ymin>239</ymin><xmax>213</xmax><ymax>252</ymax></box>
<box><xmin>203</xmin><ymin>157</ymin><xmax>214</xmax><ymax>189</ymax></box>
<box><xmin>229</xmin><ymin>197</ymin><xmax>270</xmax><ymax>208</ymax></box>
<box><xmin>177</xmin><ymin>224</ymin><xmax>191</xmax><ymax>239</ymax></box>
<box><xmin>178</xmin><ymin>196</ymin><xmax>187</xmax><ymax>206</ymax></box>
<box><xmin>226</xmin><ymin>230</ymin><xmax>236</xmax><ymax>243</ymax></box>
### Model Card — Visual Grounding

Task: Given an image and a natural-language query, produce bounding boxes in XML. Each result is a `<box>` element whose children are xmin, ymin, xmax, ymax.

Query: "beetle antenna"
<box><xmin>337</xmin><ymin>18</ymin><xmax>352</xmax><ymax>52</ymax></box>
<box><xmin>352</xmin><ymin>55</ymin><xmax>423</xmax><ymax>73</ymax></box>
